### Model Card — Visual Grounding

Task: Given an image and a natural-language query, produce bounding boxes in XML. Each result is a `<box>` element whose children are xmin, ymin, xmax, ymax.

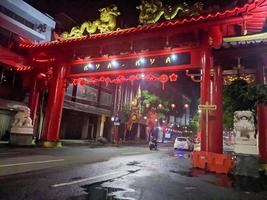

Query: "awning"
<box><xmin>0</xmin><ymin>45</ymin><xmax>30</xmax><ymax>70</ymax></box>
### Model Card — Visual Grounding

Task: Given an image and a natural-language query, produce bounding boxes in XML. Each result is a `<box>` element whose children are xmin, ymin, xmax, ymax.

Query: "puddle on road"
<box><xmin>126</xmin><ymin>161</ymin><xmax>141</xmax><ymax>166</ymax></box>
<box><xmin>127</xmin><ymin>169</ymin><xmax>141</xmax><ymax>174</ymax></box>
<box><xmin>170</xmin><ymin>168</ymin><xmax>267</xmax><ymax>193</ymax></box>
<box><xmin>71</xmin><ymin>169</ymin><xmax>140</xmax><ymax>200</ymax></box>
<box><xmin>79</xmin><ymin>183</ymin><xmax>136</xmax><ymax>200</ymax></box>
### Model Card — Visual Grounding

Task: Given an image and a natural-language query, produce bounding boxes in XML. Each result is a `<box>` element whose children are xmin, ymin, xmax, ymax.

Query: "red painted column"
<box><xmin>256</xmin><ymin>60</ymin><xmax>267</xmax><ymax>166</ymax></box>
<box><xmin>209</xmin><ymin>66</ymin><xmax>223</xmax><ymax>153</ymax></box>
<box><xmin>258</xmin><ymin>104</ymin><xmax>267</xmax><ymax>164</ymax></box>
<box><xmin>42</xmin><ymin>64</ymin><xmax>66</xmax><ymax>144</ymax></box>
<box><xmin>28</xmin><ymin>74</ymin><xmax>40</xmax><ymax>126</ymax></box>
<box><xmin>200</xmin><ymin>33</ymin><xmax>211</xmax><ymax>152</ymax></box>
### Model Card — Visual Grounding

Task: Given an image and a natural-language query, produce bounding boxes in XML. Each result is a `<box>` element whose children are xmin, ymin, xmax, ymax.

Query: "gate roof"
<box><xmin>19</xmin><ymin>0</ymin><xmax>267</xmax><ymax>50</ymax></box>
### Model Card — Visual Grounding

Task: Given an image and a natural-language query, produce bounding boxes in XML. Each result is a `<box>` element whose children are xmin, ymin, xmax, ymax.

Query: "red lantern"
<box><xmin>112</xmin><ymin>78</ymin><xmax>122</xmax><ymax>84</ymax></box>
<box><xmin>104</xmin><ymin>77</ymin><xmax>111</xmax><ymax>86</ymax></box>
<box><xmin>91</xmin><ymin>79</ymin><xmax>97</xmax><ymax>85</ymax></box>
<box><xmin>73</xmin><ymin>79</ymin><xmax>79</xmax><ymax>86</ymax></box>
<box><xmin>159</xmin><ymin>74</ymin><xmax>169</xmax><ymax>90</ymax></box>
<box><xmin>145</xmin><ymin>73</ymin><xmax>158</xmax><ymax>81</ymax></box>
<box><xmin>99</xmin><ymin>76</ymin><xmax>105</xmax><ymax>82</ymax></box>
<box><xmin>169</xmin><ymin>73</ymin><xmax>178</xmax><ymax>82</ymax></box>
<box><xmin>79</xmin><ymin>79</ymin><xmax>86</xmax><ymax>86</ymax></box>
<box><xmin>118</xmin><ymin>75</ymin><xmax>127</xmax><ymax>83</ymax></box>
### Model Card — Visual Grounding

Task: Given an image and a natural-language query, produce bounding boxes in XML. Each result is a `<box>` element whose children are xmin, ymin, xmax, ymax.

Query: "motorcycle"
<box><xmin>149</xmin><ymin>137</ymin><xmax>158</xmax><ymax>150</ymax></box>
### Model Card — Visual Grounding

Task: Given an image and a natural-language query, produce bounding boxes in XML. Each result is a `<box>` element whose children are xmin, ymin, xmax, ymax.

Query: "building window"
<box><xmin>100</xmin><ymin>92</ymin><xmax>112</xmax><ymax>106</ymax></box>
<box><xmin>77</xmin><ymin>85</ymin><xmax>98</xmax><ymax>102</ymax></box>
<box><xmin>0</xmin><ymin>65</ymin><xmax>22</xmax><ymax>88</ymax></box>
<box><xmin>0</xmin><ymin>5</ymin><xmax>35</xmax><ymax>30</ymax></box>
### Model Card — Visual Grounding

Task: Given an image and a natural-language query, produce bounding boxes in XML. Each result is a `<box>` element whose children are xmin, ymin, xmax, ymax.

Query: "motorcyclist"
<box><xmin>149</xmin><ymin>125</ymin><xmax>159</xmax><ymax>150</ymax></box>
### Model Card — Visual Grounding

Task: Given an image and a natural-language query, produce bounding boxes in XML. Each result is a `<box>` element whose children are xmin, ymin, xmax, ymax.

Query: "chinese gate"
<box><xmin>18</xmin><ymin>0</ymin><xmax>267</xmax><ymax>168</ymax></box>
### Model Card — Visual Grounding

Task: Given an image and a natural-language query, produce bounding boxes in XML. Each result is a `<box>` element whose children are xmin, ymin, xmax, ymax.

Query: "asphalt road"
<box><xmin>0</xmin><ymin>144</ymin><xmax>267</xmax><ymax>200</ymax></box>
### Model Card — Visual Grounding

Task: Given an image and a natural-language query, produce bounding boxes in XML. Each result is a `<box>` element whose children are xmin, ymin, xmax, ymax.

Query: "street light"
<box><xmin>184</xmin><ymin>104</ymin><xmax>189</xmax><ymax>125</ymax></box>
<box><xmin>170</xmin><ymin>103</ymin><xmax>176</xmax><ymax>123</ymax></box>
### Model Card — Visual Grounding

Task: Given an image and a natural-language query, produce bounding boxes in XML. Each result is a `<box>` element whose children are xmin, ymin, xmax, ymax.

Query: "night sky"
<box><xmin>25</xmin><ymin>0</ymin><xmax>240</xmax><ymax>28</ymax></box>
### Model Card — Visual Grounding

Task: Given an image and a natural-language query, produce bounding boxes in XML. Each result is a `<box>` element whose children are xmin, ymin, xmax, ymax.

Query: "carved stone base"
<box><xmin>235</xmin><ymin>137</ymin><xmax>257</xmax><ymax>145</ymax></box>
<box><xmin>234</xmin><ymin>137</ymin><xmax>258</xmax><ymax>155</ymax></box>
<box><xmin>234</xmin><ymin>140</ymin><xmax>257</xmax><ymax>155</ymax></box>
<box><xmin>11</xmin><ymin>127</ymin><xmax>33</xmax><ymax>134</ymax></box>
<box><xmin>234</xmin><ymin>144</ymin><xmax>258</xmax><ymax>155</ymax></box>
<box><xmin>10</xmin><ymin>127</ymin><xmax>34</xmax><ymax>146</ymax></box>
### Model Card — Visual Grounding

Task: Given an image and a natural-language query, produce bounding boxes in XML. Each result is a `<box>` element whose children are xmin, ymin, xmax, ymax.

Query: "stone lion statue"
<box><xmin>12</xmin><ymin>105</ymin><xmax>33</xmax><ymax>128</ymax></box>
<box><xmin>234</xmin><ymin>111</ymin><xmax>255</xmax><ymax>140</ymax></box>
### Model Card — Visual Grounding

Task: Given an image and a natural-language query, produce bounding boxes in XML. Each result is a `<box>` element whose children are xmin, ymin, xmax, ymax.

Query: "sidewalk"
<box><xmin>61</xmin><ymin>139</ymin><xmax>149</xmax><ymax>148</ymax></box>
<box><xmin>61</xmin><ymin>139</ymin><xmax>175</xmax><ymax>147</ymax></box>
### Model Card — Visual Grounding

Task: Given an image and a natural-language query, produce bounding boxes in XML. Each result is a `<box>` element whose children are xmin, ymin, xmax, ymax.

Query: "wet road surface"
<box><xmin>0</xmin><ymin>146</ymin><xmax>267</xmax><ymax>200</ymax></box>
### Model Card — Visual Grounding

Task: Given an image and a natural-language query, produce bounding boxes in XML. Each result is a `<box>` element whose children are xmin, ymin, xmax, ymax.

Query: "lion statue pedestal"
<box><xmin>9</xmin><ymin>105</ymin><xmax>34</xmax><ymax>146</ymax></box>
<box><xmin>233</xmin><ymin>111</ymin><xmax>258</xmax><ymax>155</ymax></box>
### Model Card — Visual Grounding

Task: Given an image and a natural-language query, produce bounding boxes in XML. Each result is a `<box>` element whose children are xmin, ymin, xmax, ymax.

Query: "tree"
<box><xmin>189</xmin><ymin>113</ymin><xmax>199</xmax><ymax>133</ymax></box>
<box><xmin>142</xmin><ymin>90</ymin><xmax>170</xmax><ymax>116</ymax></box>
<box><xmin>120</xmin><ymin>103</ymin><xmax>131</xmax><ymax>123</ymax></box>
<box><xmin>223</xmin><ymin>79</ymin><xmax>267</xmax><ymax>129</ymax></box>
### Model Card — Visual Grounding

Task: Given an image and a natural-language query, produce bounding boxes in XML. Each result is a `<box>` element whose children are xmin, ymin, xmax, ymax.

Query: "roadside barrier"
<box><xmin>192</xmin><ymin>151</ymin><xmax>232</xmax><ymax>174</ymax></box>
<box><xmin>192</xmin><ymin>151</ymin><xmax>209</xmax><ymax>169</ymax></box>
<box><xmin>208</xmin><ymin>153</ymin><xmax>232</xmax><ymax>174</ymax></box>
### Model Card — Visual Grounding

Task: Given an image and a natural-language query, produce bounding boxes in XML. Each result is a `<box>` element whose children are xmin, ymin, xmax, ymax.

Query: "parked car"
<box><xmin>174</xmin><ymin>137</ymin><xmax>194</xmax><ymax>151</ymax></box>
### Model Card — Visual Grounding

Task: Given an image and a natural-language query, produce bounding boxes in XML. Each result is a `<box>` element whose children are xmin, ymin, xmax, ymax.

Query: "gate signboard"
<box><xmin>70</xmin><ymin>52</ymin><xmax>191</xmax><ymax>75</ymax></box>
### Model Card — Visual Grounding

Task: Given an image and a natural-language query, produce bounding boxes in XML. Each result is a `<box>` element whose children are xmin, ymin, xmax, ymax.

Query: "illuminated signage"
<box><xmin>70</xmin><ymin>52</ymin><xmax>190</xmax><ymax>74</ymax></box>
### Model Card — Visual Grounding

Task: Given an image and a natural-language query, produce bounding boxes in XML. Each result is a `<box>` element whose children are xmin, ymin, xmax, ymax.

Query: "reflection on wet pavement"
<box><xmin>82</xmin><ymin>184</ymin><xmax>128</xmax><ymax>200</ymax></box>
<box><xmin>169</xmin><ymin>149</ymin><xmax>192</xmax><ymax>159</ymax></box>
<box><xmin>170</xmin><ymin>168</ymin><xmax>267</xmax><ymax>193</ymax></box>
<box><xmin>72</xmin><ymin>168</ymin><xmax>140</xmax><ymax>200</ymax></box>
<box><xmin>72</xmin><ymin>151</ymin><xmax>267</xmax><ymax>200</ymax></box>
<box><xmin>126</xmin><ymin>161</ymin><xmax>141</xmax><ymax>166</ymax></box>
<box><xmin>169</xmin><ymin>168</ymin><xmax>206</xmax><ymax>177</ymax></box>
<box><xmin>215</xmin><ymin>174</ymin><xmax>267</xmax><ymax>193</ymax></box>
<box><xmin>127</xmin><ymin>169</ymin><xmax>141</xmax><ymax>173</ymax></box>
<box><xmin>78</xmin><ymin>181</ymin><xmax>136</xmax><ymax>200</ymax></box>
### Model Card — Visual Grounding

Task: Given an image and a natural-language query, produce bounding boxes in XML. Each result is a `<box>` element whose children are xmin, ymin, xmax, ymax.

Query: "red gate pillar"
<box><xmin>258</xmin><ymin>104</ymin><xmax>267</xmax><ymax>167</ymax></box>
<box><xmin>28</xmin><ymin>74</ymin><xmax>40</xmax><ymax>126</ymax></box>
<box><xmin>256</xmin><ymin>61</ymin><xmax>267</xmax><ymax>171</ymax></box>
<box><xmin>41</xmin><ymin>64</ymin><xmax>66</xmax><ymax>147</ymax></box>
<box><xmin>200</xmin><ymin>33</ymin><xmax>211</xmax><ymax>151</ymax></box>
<box><xmin>209</xmin><ymin>66</ymin><xmax>223</xmax><ymax>153</ymax></box>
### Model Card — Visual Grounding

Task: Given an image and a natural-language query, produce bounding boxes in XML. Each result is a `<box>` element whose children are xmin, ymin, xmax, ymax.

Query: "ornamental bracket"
<box><xmin>186</xmin><ymin>70</ymin><xmax>202</xmax><ymax>82</ymax></box>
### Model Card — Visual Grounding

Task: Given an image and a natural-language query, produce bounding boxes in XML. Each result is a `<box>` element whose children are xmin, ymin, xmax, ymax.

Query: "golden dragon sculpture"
<box><xmin>137</xmin><ymin>0</ymin><xmax>204</xmax><ymax>25</ymax></box>
<box><xmin>57</xmin><ymin>5</ymin><xmax>120</xmax><ymax>40</ymax></box>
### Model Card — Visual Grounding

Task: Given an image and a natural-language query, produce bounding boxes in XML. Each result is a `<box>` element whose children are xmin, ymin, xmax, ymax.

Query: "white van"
<box><xmin>174</xmin><ymin>137</ymin><xmax>194</xmax><ymax>151</ymax></box>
